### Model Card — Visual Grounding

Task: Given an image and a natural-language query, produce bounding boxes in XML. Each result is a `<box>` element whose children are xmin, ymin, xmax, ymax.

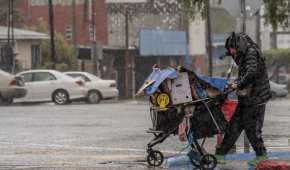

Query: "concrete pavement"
<box><xmin>0</xmin><ymin>99</ymin><xmax>289</xmax><ymax>169</ymax></box>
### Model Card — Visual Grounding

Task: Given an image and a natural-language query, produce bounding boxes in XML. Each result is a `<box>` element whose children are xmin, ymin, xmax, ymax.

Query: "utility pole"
<box><xmin>4</xmin><ymin>0</ymin><xmax>15</xmax><ymax>73</ymax></box>
<box><xmin>255</xmin><ymin>9</ymin><xmax>261</xmax><ymax>47</ymax></box>
<box><xmin>7</xmin><ymin>0</ymin><xmax>11</xmax><ymax>45</ymax></box>
<box><xmin>91</xmin><ymin>0</ymin><xmax>96</xmax><ymax>75</ymax></box>
<box><xmin>11</xmin><ymin>0</ymin><xmax>15</xmax><ymax>73</ymax></box>
<box><xmin>71</xmin><ymin>0</ymin><xmax>80</xmax><ymax>70</ymax></box>
<box><xmin>124</xmin><ymin>8</ymin><xmax>130</xmax><ymax>98</ymax></box>
<box><xmin>240</xmin><ymin>0</ymin><xmax>250</xmax><ymax>153</ymax></box>
<box><xmin>241</xmin><ymin>0</ymin><xmax>246</xmax><ymax>33</ymax></box>
<box><xmin>123</xmin><ymin>8</ymin><xmax>135</xmax><ymax>99</ymax></box>
<box><xmin>205</xmin><ymin>0</ymin><xmax>213</xmax><ymax>76</ymax></box>
<box><xmin>72</xmin><ymin>0</ymin><xmax>77</xmax><ymax>49</ymax></box>
<box><xmin>91</xmin><ymin>0</ymin><xmax>102</xmax><ymax>77</ymax></box>
<box><xmin>11</xmin><ymin>0</ymin><xmax>14</xmax><ymax>46</ymax></box>
<box><xmin>48</xmin><ymin>0</ymin><xmax>56</xmax><ymax>69</ymax></box>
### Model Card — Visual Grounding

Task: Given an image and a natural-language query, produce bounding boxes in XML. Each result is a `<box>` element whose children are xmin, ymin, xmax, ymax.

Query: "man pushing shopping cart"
<box><xmin>136</xmin><ymin>32</ymin><xmax>271</xmax><ymax>169</ymax></box>
<box><xmin>215</xmin><ymin>32</ymin><xmax>271</xmax><ymax>167</ymax></box>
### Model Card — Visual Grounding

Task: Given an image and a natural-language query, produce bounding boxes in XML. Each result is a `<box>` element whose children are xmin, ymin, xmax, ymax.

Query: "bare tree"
<box><xmin>0</xmin><ymin>0</ymin><xmax>23</xmax><ymax>26</ymax></box>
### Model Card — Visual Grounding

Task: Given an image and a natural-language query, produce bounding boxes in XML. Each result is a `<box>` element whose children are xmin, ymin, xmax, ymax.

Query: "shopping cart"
<box><xmin>136</xmin><ymin>66</ymin><xmax>235</xmax><ymax>169</ymax></box>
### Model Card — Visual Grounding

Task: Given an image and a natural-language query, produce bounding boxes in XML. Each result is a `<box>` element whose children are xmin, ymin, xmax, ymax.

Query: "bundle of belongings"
<box><xmin>137</xmin><ymin>65</ymin><xmax>230</xmax><ymax>141</ymax></box>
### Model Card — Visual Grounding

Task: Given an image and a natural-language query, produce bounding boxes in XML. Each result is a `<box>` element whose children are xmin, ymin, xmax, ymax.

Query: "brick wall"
<box><xmin>18</xmin><ymin>0</ymin><xmax>108</xmax><ymax>46</ymax></box>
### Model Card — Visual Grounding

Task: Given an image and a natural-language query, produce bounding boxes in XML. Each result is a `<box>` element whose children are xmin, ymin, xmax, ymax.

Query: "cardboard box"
<box><xmin>170</xmin><ymin>72</ymin><xmax>193</xmax><ymax>105</ymax></box>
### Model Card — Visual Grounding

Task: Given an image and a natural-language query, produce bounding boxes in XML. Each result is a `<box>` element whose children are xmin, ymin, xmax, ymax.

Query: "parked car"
<box><xmin>64</xmin><ymin>71</ymin><xmax>118</xmax><ymax>104</ymax></box>
<box><xmin>270</xmin><ymin>73</ymin><xmax>289</xmax><ymax>85</ymax></box>
<box><xmin>0</xmin><ymin>69</ymin><xmax>27</xmax><ymax>105</ymax></box>
<box><xmin>15</xmin><ymin>70</ymin><xmax>88</xmax><ymax>105</ymax></box>
<box><xmin>270</xmin><ymin>80</ymin><xmax>288</xmax><ymax>98</ymax></box>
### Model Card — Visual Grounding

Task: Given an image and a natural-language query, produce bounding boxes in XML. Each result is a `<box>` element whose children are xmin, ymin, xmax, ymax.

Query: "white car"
<box><xmin>65</xmin><ymin>71</ymin><xmax>119</xmax><ymax>104</ymax></box>
<box><xmin>16</xmin><ymin>70</ymin><xmax>88</xmax><ymax>105</ymax></box>
<box><xmin>270</xmin><ymin>80</ymin><xmax>288</xmax><ymax>98</ymax></box>
<box><xmin>0</xmin><ymin>69</ymin><xmax>27</xmax><ymax>105</ymax></box>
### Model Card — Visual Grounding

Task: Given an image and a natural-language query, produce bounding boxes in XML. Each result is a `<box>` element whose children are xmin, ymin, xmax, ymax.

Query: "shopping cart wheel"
<box><xmin>146</xmin><ymin>150</ymin><xmax>164</xmax><ymax>167</ymax></box>
<box><xmin>200</xmin><ymin>154</ymin><xmax>217</xmax><ymax>170</ymax></box>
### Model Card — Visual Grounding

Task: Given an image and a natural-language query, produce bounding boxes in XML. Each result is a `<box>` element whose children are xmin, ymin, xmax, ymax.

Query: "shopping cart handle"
<box><xmin>217</xmin><ymin>88</ymin><xmax>235</xmax><ymax>101</ymax></box>
<box><xmin>223</xmin><ymin>88</ymin><xmax>235</xmax><ymax>95</ymax></box>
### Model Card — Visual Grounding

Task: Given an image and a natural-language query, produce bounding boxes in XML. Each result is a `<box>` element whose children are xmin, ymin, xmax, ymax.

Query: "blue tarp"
<box><xmin>198</xmin><ymin>75</ymin><xmax>227</xmax><ymax>92</ymax></box>
<box><xmin>143</xmin><ymin>68</ymin><xmax>177</xmax><ymax>95</ymax></box>
<box><xmin>139</xmin><ymin>67</ymin><xmax>229</xmax><ymax>95</ymax></box>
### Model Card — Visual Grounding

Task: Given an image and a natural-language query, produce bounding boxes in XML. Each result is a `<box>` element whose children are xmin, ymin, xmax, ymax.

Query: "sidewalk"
<box><xmin>223</xmin><ymin>151</ymin><xmax>290</xmax><ymax>169</ymax></box>
<box><xmin>165</xmin><ymin>151</ymin><xmax>290</xmax><ymax>170</ymax></box>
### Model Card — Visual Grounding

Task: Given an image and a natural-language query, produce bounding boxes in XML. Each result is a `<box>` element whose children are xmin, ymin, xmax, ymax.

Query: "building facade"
<box><xmin>107</xmin><ymin>0</ymin><xmax>185</xmax><ymax>48</ymax></box>
<box><xmin>18</xmin><ymin>0</ymin><xmax>108</xmax><ymax>46</ymax></box>
<box><xmin>260</xmin><ymin>7</ymin><xmax>290</xmax><ymax>50</ymax></box>
<box><xmin>0</xmin><ymin>26</ymin><xmax>48</xmax><ymax>72</ymax></box>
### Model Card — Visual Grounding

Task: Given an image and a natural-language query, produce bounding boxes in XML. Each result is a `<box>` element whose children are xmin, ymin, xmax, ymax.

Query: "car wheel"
<box><xmin>87</xmin><ymin>90</ymin><xmax>101</xmax><ymax>104</ymax></box>
<box><xmin>0</xmin><ymin>95</ymin><xmax>13</xmax><ymax>106</ymax></box>
<box><xmin>53</xmin><ymin>90</ymin><xmax>69</xmax><ymax>105</ymax></box>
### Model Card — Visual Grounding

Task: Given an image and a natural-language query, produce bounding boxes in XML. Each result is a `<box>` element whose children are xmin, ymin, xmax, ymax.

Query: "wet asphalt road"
<box><xmin>0</xmin><ymin>99</ymin><xmax>289</xmax><ymax>170</ymax></box>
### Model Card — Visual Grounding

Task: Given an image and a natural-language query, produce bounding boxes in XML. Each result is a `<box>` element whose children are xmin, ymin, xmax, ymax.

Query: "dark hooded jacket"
<box><xmin>228</xmin><ymin>33</ymin><xmax>271</xmax><ymax>105</ymax></box>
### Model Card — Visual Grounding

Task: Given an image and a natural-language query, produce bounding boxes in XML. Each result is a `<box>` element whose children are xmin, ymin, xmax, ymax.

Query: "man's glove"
<box><xmin>230</xmin><ymin>83</ymin><xmax>238</xmax><ymax>90</ymax></box>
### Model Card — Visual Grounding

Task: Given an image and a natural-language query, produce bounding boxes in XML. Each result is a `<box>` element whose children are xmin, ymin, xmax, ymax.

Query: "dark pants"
<box><xmin>216</xmin><ymin>103</ymin><xmax>267</xmax><ymax>156</ymax></box>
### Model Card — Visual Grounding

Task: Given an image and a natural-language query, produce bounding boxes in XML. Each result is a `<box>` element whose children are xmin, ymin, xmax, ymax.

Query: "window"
<box><xmin>67</xmin><ymin>73</ymin><xmax>91</xmax><ymax>82</ymax></box>
<box><xmin>0</xmin><ymin>44</ymin><xmax>14</xmax><ymax>71</ymax></box>
<box><xmin>89</xmin><ymin>24</ymin><xmax>94</xmax><ymax>41</ymax></box>
<box><xmin>65</xmin><ymin>25</ymin><xmax>72</xmax><ymax>40</ymax></box>
<box><xmin>31</xmin><ymin>45</ymin><xmax>41</xmax><ymax>68</ymax></box>
<box><xmin>21</xmin><ymin>73</ymin><xmax>33</xmax><ymax>82</ymax></box>
<box><xmin>33</xmin><ymin>72</ymin><xmax>56</xmax><ymax>82</ymax></box>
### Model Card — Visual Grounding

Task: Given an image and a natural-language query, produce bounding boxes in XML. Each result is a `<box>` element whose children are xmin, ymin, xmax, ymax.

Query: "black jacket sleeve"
<box><xmin>237</xmin><ymin>48</ymin><xmax>258</xmax><ymax>89</ymax></box>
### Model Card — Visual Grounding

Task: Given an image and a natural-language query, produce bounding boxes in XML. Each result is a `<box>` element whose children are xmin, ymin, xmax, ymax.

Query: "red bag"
<box><xmin>217</xmin><ymin>100</ymin><xmax>237</xmax><ymax>145</ymax></box>
<box><xmin>256</xmin><ymin>160</ymin><xmax>290</xmax><ymax>170</ymax></box>
<box><xmin>221</xmin><ymin>100</ymin><xmax>237</xmax><ymax>122</ymax></box>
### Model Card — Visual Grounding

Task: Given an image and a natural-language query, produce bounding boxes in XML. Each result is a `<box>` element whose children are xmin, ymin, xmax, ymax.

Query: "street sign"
<box><xmin>78</xmin><ymin>47</ymin><xmax>91</xmax><ymax>60</ymax></box>
<box><xmin>139</xmin><ymin>29</ymin><xmax>187</xmax><ymax>56</ymax></box>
